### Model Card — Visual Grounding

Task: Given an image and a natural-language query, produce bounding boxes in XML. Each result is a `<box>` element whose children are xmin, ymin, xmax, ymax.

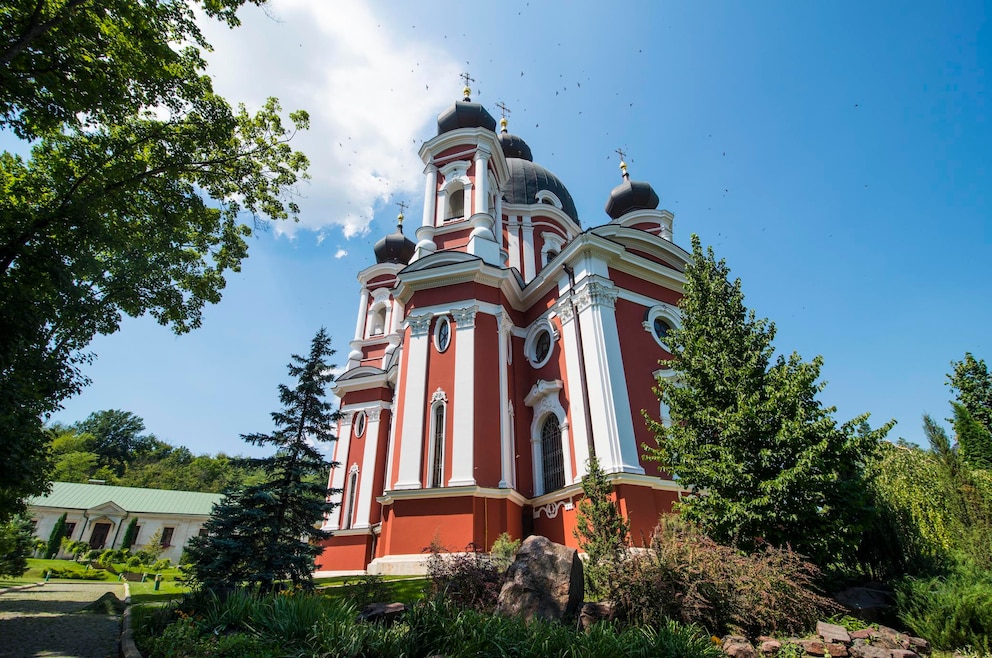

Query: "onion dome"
<box><xmin>504</xmin><ymin>159</ymin><xmax>580</xmax><ymax>225</ymax></box>
<box><xmin>437</xmin><ymin>84</ymin><xmax>497</xmax><ymax>135</ymax></box>
<box><xmin>605</xmin><ymin>160</ymin><xmax>659</xmax><ymax>219</ymax></box>
<box><xmin>498</xmin><ymin>116</ymin><xmax>533</xmax><ymax>161</ymax></box>
<box><xmin>373</xmin><ymin>212</ymin><xmax>416</xmax><ymax>264</ymax></box>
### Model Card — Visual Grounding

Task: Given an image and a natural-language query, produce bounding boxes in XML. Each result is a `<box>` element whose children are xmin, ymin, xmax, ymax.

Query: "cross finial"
<box><xmin>460</xmin><ymin>72</ymin><xmax>475</xmax><ymax>100</ymax></box>
<box><xmin>496</xmin><ymin>101</ymin><xmax>511</xmax><ymax>132</ymax></box>
<box><xmin>396</xmin><ymin>200</ymin><xmax>409</xmax><ymax>227</ymax></box>
<box><xmin>615</xmin><ymin>147</ymin><xmax>629</xmax><ymax>178</ymax></box>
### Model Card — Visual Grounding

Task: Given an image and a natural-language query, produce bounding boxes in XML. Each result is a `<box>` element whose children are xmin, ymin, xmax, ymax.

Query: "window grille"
<box><xmin>430</xmin><ymin>403</ymin><xmax>445</xmax><ymax>487</ymax></box>
<box><xmin>344</xmin><ymin>470</ymin><xmax>358</xmax><ymax>530</ymax></box>
<box><xmin>541</xmin><ymin>415</ymin><xmax>565</xmax><ymax>493</ymax></box>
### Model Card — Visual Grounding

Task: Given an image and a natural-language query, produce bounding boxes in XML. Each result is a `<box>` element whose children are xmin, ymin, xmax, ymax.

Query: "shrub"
<box><xmin>608</xmin><ymin>516</ymin><xmax>838</xmax><ymax>637</ymax></box>
<box><xmin>340</xmin><ymin>573</ymin><xmax>390</xmax><ymax>608</ymax></box>
<box><xmin>896</xmin><ymin>566</ymin><xmax>992</xmax><ymax>653</ymax></box>
<box><xmin>425</xmin><ymin>540</ymin><xmax>502</xmax><ymax>612</ymax></box>
<box><xmin>573</xmin><ymin>456</ymin><xmax>630</xmax><ymax>597</ymax></box>
<box><xmin>0</xmin><ymin>517</ymin><xmax>33</xmax><ymax>578</ymax></box>
<box><xmin>490</xmin><ymin>532</ymin><xmax>521</xmax><ymax>573</ymax></box>
<box><xmin>151</xmin><ymin>558</ymin><xmax>172</xmax><ymax>572</ymax></box>
<box><xmin>45</xmin><ymin>566</ymin><xmax>108</xmax><ymax>580</ymax></box>
<box><xmin>125</xmin><ymin>556</ymin><xmax>144</xmax><ymax>572</ymax></box>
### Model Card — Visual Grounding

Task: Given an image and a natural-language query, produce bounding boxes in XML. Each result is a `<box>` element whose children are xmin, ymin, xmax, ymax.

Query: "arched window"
<box><xmin>428</xmin><ymin>396</ymin><xmax>446</xmax><ymax>487</ymax></box>
<box><xmin>343</xmin><ymin>467</ymin><xmax>359</xmax><ymax>530</ymax></box>
<box><xmin>541</xmin><ymin>415</ymin><xmax>565</xmax><ymax>493</ymax></box>
<box><xmin>446</xmin><ymin>188</ymin><xmax>465</xmax><ymax>220</ymax></box>
<box><xmin>369</xmin><ymin>305</ymin><xmax>387</xmax><ymax>336</ymax></box>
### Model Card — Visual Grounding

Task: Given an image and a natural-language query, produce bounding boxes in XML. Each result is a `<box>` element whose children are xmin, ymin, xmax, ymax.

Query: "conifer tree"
<box><xmin>646</xmin><ymin>235</ymin><xmax>893</xmax><ymax>569</ymax></box>
<box><xmin>948</xmin><ymin>353</ymin><xmax>992</xmax><ymax>434</ymax></box>
<box><xmin>45</xmin><ymin>512</ymin><xmax>66</xmax><ymax>559</ymax></box>
<box><xmin>186</xmin><ymin>328</ymin><xmax>340</xmax><ymax>591</ymax></box>
<box><xmin>573</xmin><ymin>456</ymin><xmax>629</xmax><ymax>595</ymax></box>
<box><xmin>121</xmin><ymin>517</ymin><xmax>139</xmax><ymax>550</ymax></box>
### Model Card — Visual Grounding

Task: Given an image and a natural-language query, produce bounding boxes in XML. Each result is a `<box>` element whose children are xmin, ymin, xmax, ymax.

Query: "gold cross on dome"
<box><xmin>495</xmin><ymin>101</ymin><xmax>511</xmax><ymax>119</ymax></box>
<box><xmin>615</xmin><ymin>147</ymin><xmax>628</xmax><ymax>163</ymax></box>
<box><xmin>460</xmin><ymin>72</ymin><xmax>475</xmax><ymax>87</ymax></box>
<box><xmin>396</xmin><ymin>200</ymin><xmax>409</xmax><ymax>214</ymax></box>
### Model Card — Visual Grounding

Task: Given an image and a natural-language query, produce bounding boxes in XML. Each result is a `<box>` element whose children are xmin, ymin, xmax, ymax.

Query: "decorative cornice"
<box><xmin>575</xmin><ymin>279</ymin><xmax>618</xmax><ymax>312</ymax></box>
<box><xmin>406</xmin><ymin>314</ymin><xmax>432</xmax><ymax>336</ymax></box>
<box><xmin>555</xmin><ymin>297</ymin><xmax>576</xmax><ymax>324</ymax></box>
<box><xmin>451</xmin><ymin>305</ymin><xmax>478</xmax><ymax>328</ymax></box>
<box><xmin>524</xmin><ymin>379</ymin><xmax>564</xmax><ymax>408</ymax></box>
<box><xmin>431</xmin><ymin>387</ymin><xmax>448</xmax><ymax>404</ymax></box>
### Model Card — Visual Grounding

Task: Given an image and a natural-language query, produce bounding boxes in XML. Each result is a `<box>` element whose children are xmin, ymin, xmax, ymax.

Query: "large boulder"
<box><xmin>495</xmin><ymin>535</ymin><xmax>584</xmax><ymax>622</ymax></box>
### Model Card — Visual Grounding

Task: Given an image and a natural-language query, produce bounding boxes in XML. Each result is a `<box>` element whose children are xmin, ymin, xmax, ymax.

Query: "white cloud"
<box><xmin>334</xmin><ymin>248</ymin><xmax>348</xmax><ymax>259</ymax></box>
<box><xmin>199</xmin><ymin>0</ymin><xmax>460</xmax><ymax>239</ymax></box>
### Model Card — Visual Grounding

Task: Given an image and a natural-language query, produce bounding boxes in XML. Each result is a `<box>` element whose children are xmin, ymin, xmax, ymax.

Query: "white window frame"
<box><xmin>643</xmin><ymin>303</ymin><xmax>681</xmax><ymax>350</ymax></box>
<box><xmin>427</xmin><ymin>388</ymin><xmax>448</xmax><ymax>488</ymax></box>
<box><xmin>524</xmin><ymin>316</ymin><xmax>559</xmax><ymax>369</ymax></box>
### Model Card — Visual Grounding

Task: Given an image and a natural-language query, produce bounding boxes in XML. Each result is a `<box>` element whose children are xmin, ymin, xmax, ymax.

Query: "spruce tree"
<box><xmin>573</xmin><ymin>456</ymin><xmax>630</xmax><ymax>596</ymax></box>
<box><xmin>645</xmin><ymin>235</ymin><xmax>893</xmax><ymax>569</ymax></box>
<box><xmin>45</xmin><ymin>512</ymin><xmax>66</xmax><ymax>559</ymax></box>
<box><xmin>120</xmin><ymin>517</ymin><xmax>139</xmax><ymax>549</ymax></box>
<box><xmin>186</xmin><ymin>328</ymin><xmax>340</xmax><ymax>591</ymax></box>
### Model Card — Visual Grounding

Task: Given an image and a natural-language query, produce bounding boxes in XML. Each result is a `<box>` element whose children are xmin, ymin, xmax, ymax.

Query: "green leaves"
<box><xmin>646</xmin><ymin>234</ymin><xmax>893</xmax><ymax>571</ymax></box>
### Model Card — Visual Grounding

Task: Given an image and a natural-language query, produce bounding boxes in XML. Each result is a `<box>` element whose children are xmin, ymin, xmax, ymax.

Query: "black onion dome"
<box><xmin>437</xmin><ymin>100</ymin><xmax>497</xmax><ymax>135</ymax></box>
<box><xmin>498</xmin><ymin>131</ymin><xmax>533</xmax><ymax>161</ymax></box>
<box><xmin>373</xmin><ymin>224</ymin><xmax>415</xmax><ymax>264</ymax></box>
<box><xmin>503</xmin><ymin>158</ymin><xmax>580</xmax><ymax>225</ymax></box>
<box><xmin>605</xmin><ymin>177</ymin><xmax>660</xmax><ymax>219</ymax></box>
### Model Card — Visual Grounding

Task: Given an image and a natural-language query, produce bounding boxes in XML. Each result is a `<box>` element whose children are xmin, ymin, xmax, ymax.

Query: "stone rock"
<box><xmin>760</xmin><ymin>640</ymin><xmax>782</xmax><ymax>655</ymax></box>
<box><xmin>850</xmin><ymin>644</ymin><xmax>891</xmax><ymax>658</ymax></box>
<box><xmin>891</xmin><ymin>651</ymin><xmax>918</xmax><ymax>658</ymax></box>
<box><xmin>908</xmin><ymin>637</ymin><xmax>930</xmax><ymax>655</ymax></box>
<box><xmin>496</xmin><ymin>535</ymin><xmax>584</xmax><ymax>622</ymax></box>
<box><xmin>578</xmin><ymin>601</ymin><xmax>614</xmax><ymax>631</ymax></box>
<box><xmin>826</xmin><ymin>644</ymin><xmax>850</xmax><ymax>657</ymax></box>
<box><xmin>356</xmin><ymin>602</ymin><xmax>407</xmax><ymax>625</ymax></box>
<box><xmin>723</xmin><ymin>636</ymin><xmax>756</xmax><ymax>658</ymax></box>
<box><xmin>800</xmin><ymin>640</ymin><xmax>828</xmax><ymax>656</ymax></box>
<box><xmin>817</xmin><ymin>622</ymin><xmax>852</xmax><ymax>645</ymax></box>
<box><xmin>850</xmin><ymin>630</ymin><xmax>876</xmax><ymax>641</ymax></box>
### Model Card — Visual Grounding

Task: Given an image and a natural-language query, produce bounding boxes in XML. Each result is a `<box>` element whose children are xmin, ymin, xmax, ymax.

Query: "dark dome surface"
<box><xmin>374</xmin><ymin>225</ymin><xmax>415</xmax><ymax>264</ymax></box>
<box><xmin>437</xmin><ymin>100</ymin><xmax>497</xmax><ymax>135</ymax></box>
<box><xmin>498</xmin><ymin>131</ymin><xmax>533</xmax><ymax>161</ymax></box>
<box><xmin>605</xmin><ymin>178</ymin><xmax>660</xmax><ymax>219</ymax></box>
<box><xmin>503</xmin><ymin>158</ymin><xmax>579</xmax><ymax>225</ymax></box>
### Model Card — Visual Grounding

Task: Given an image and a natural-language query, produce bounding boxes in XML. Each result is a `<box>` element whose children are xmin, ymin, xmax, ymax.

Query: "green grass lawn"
<box><xmin>319</xmin><ymin>575</ymin><xmax>428</xmax><ymax>604</ymax></box>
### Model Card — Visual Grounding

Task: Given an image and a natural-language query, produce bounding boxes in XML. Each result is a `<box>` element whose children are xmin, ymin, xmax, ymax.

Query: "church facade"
<box><xmin>316</xmin><ymin>88</ymin><xmax>689</xmax><ymax>575</ymax></box>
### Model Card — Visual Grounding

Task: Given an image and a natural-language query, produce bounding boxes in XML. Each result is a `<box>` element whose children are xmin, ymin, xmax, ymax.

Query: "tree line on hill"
<box><xmin>46</xmin><ymin>409</ymin><xmax>270</xmax><ymax>494</ymax></box>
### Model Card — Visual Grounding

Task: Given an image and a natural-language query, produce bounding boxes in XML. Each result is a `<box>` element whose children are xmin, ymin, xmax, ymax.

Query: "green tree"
<box><xmin>573</xmin><ymin>456</ymin><xmax>630</xmax><ymax>596</ymax></box>
<box><xmin>45</xmin><ymin>512</ymin><xmax>67</xmax><ymax>559</ymax></box>
<box><xmin>186</xmin><ymin>328</ymin><xmax>340</xmax><ymax>591</ymax></box>
<box><xmin>645</xmin><ymin>235</ymin><xmax>894</xmax><ymax>571</ymax></box>
<box><xmin>121</xmin><ymin>517</ymin><xmax>139</xmax><ymax>550</ymax></box>
<box><xmin>0</xmin><ymin>517</ymin><xmax>34</xmax><ymax>578</ymax></box>
<box><xmin>73</xmin><ymin>410</ymin><xmax>150</xmax><ymax>475</ymax></box>
<box><xmin>0</xmin><ymin>0</ymin><xmax>309</xmax><ymax>520</ymax></box>
<box><xmin>948</xmin><ymin>353</ymin><xmax>992</xmax><ymax>434</ymax></box>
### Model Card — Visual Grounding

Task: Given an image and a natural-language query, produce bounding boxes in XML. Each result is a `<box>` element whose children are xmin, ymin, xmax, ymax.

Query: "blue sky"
<box><xmin>51</xmin><ymin>0</ymin><xmax>989</xmax><ymax>456</ymax></box>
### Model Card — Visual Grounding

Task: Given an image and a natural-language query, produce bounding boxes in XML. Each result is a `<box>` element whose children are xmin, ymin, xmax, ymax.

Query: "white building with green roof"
<box><xmin>28</xmin><ymin>482</ymin><xmax>223</xmax><ymax>562</ymax></box>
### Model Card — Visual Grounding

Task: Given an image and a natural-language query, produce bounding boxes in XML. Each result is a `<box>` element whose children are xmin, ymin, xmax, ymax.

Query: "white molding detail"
<box><xmin>451</xmin><ymin>305</ymin><xmax>478</xmax><ymax>328</ymax></box>
<box><xmin>534</xmin><ymin>189</ymin><xmax>564</xmax><ymax>209</ymax></box>
<box><xmin>431</xmin><ymin>387</ymin><xmax>448</xmax><ymax>404</ymax></box>
<box><xmin>523</xmin><ymin>315</ymin><xmax>559</xmax><ymax>369</ymax></box>
<box><xmin>524</xmin><ymin>379</ymin><xmax>573</xmax><ymax>496</ymax></box>
<box><xmin>406</xmin><ymin>314</ymin><xmax>433</xmax><ymax>337</ymax></box>
<box><xmin>532</xmin><ymin>497</ymin><xmax>575</xmax><ymax>520</ymax></box>
<box><xmin>574</xmin><ymin>279</ymin><xmax>619</xmax><ymax>313</ymax></box>
<box><xmin>394</xmin><ymin>325</ymin><xmax>430</xmax><ymax>490</ymax></box>
<box><xmin>450</xmin><ymin>309</ymin><xmax>477</xmax><ymax>487</ymax></box>
<box><xmin>643</xmin><ymin>303</ymin><xmax>682</xmax><ymax>350</ymax></box>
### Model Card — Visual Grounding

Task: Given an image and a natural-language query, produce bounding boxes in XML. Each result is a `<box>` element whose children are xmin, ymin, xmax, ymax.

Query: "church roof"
<box><xmin>605</xmin><ymin>176</ymin><xmax>660</xmax><ymax>219</ymax></box>
<box><xmin>437</xmin><ymin>100</ymin><xmax>497</xmax><ymax>135</ymax></box>
<box><xmin>28</xmin><ymin>482</ymin><xmax>222</xmax><ymax>516</ymax></box>
<box><xmin>503</xmin><ymin>158</ymin><xmax>580</xmax><ymax>224</ymax></box>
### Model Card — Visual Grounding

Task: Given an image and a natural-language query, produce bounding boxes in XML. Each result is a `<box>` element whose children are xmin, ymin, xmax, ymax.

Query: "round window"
<box><xmin>653</xmin><ymin>317</ymin><xmax>671</xmax><ymax>341</ymax></box>
<box><xmin>535</xmin><ymin>330</ymin><xmax>551</xmax><ymax>363</ymax></box>
<box><xmin>525</xmin><ymin>318</ymin><xmax>557</xmax><ymax>369</ymax></box>
<box><xmin>354</xmin><ymin>411</ymin><xmax>367</xmax><ymax>438</ymax></box>
<box><xmin>434</xmin><ymin>316</ymin><xmax>451</xmax><ymax>353</ymax></box>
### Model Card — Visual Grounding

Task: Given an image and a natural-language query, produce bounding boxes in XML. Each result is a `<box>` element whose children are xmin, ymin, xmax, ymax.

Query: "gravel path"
<box><xmin>0</xmin><ymin>582</ymin><xmax>124</xmax><ymax>658</ymax></box>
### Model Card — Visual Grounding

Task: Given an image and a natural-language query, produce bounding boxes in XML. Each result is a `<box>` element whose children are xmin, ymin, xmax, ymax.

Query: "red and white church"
<box><xmin>315</xmin><ymin>87</ymin><xmax>689</xmax><ymax>575</ymax></box>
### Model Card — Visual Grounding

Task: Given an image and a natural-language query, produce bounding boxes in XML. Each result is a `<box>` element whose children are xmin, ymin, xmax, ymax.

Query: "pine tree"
<box><xmin>186</xmin><ymin>328</ymin><xmax>340</xmax><ymax>591</ymax></box>
<box><xmin>121</xmin><ymin>517</ymin><xmax>139</xmax><ymax>549</ymax></box>
<box><xmin>573</xmin><ymin>456</ymin><xmax>629</xmax><ymax>596</ymax></box>
<box><xmin>45</xmin><ymin>512</ymin><xmax>66</xmax><ymax>559</ymax></box>
<box><xmin>645</xmin><ymin>235</ymin><xmax>893</xmax><ymax>569</ymax></box>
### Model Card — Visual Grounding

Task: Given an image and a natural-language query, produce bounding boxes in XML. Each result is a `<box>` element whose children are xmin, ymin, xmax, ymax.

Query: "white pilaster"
<box><xmin>474</xmin><ymin>147</ymin><xmax>490</xmax><ymax>215</ymax></box>
<box><xmin>521</xmin><ymin>217</ymin><xmax>535</xmax><ymax>282</ymax></box>
<box><xmin>353</xmin><ymin>405</ymin><xmax>387</xmax><ymax>528</ymax></box>
<box><xmin>327</xmin><ymin>414</ymin><xmax>353</xmax><ymax>530</ymax></box>
<box><xmin>507</xmin><ymin>217</ymin><xmax>521</xmax><ymax>271</ymax></box>
<box><xmin>498</xmin><ymin>312</ymin><xmax>514</xmax><ymax>488</ymax></box>
<box><xmin>354</xmin><ymin>289</ymin><xmax>369</xmax><ymax>341</ymax></box>
<box><xmin>555</xmin><ymin>286</ymin><xmax>590</xmax><ymax>480</ymax></box>
<box><xmin>448</xmin><ymin>305</ymin><xmax>478</xmax><ymax>486</ymax></box>
<box><xmin>394</xmin><ymin>314</ymin><xmax>432</xmax><ymax>489</ymax></box>
<box><xmin>574</xmin><ymin>278</ymin><xmax>643</xmax><ymax>474</ymax></box>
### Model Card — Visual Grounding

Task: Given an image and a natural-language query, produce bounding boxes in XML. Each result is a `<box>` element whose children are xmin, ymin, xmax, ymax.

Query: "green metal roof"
<box><xmin>28</xmin><ymin>482</ymin><xmax>222</xmax><ymax>516</ymax></box>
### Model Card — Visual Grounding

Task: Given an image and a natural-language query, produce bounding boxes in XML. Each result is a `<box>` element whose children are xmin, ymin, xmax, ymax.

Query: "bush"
<box><xmin>151</xmin><ymin>558</ymin><xmax>172</xmax><ymax>572</ymax></box>
<box><xmin>340</xmin><ymin>573</ymin><xmax>390</xmax><ymax>608</ymax></box>
<box><xmin>896</xmin><ymin>566</ymin><xmax>992</xmax><ymax>653</ymax></box>
<box><xmin>45</xmin><ymin>566</ymin><xmax>108</xmax><ymax>580</ymax></box>
<box><xmin>425</xmin><ymin>541</ymin><xmax>502</xmax><ymax>613</ymax></box>
<box><xmin>608</xmin><ymin>516</ymin><xmax>839</xmax><ymax>637</ymax></box>
<box><xmin>490</xmin><ymin>532</ymin><xmax>520</xmax><ymax>573</ymax></box>
<box><xmin>0</xmin><ymin>517</ymin><xmax>33</xmax><ymax>578</ymax></box>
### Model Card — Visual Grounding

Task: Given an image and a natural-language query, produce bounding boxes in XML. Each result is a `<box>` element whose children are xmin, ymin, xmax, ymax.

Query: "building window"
<box><xmin>434</xmin><ymin>316</ymin><xmax>451</xmax><ymax>353</ymax></box>
<box><xmin>161</xmin><ymin>527</ymin><xmax>175</xmax><ymax>547</ymax></box>
<box><xmin>545</xmin><ymin>250</ymin><xmax>558</xmax><ymax>264</ymax></box>
<box><xmin>198</xmin><ymin>528</ymin><xmax>208</xmax><ymax>538</ymax></box>
<box><xmin>446</xmin><ymin>188</ymin><xmax>465</xmax><ymax>219</ymax></box>
<box><xmin>428</xmin><ymin>401</ymin><xmax>445</xmax><ymax>487</ymax></box>
<box><xmin>541</xmin><ymin>415</ymin><xmax>565</xmax><ymax>493</ymax></box>
<box><xmin>644</xmin><ymin>304</ymin><xmax>681</xmax><ymax>350</ymax></box>
<box><xmin>63</xmin><ymin>522</ymin><xmax>76</xmax><ymax>540</ymax></box>
<box><xmin>524</xmin><ymin>318</ymin><xmax>558</xmax><ymax>369</ymax></box>
<box><xmin>343</xmin><ymin>468</ymin><xmax>359</xmax><ymax>530</ymax></box>
<box><xmin>354</xmin><ymin>411</ymin><xmax>367</xmax><ymax>438</ymax></box>
<box><xmin>369</xmin><ymin>305</ymin><xmax>387</xmax><ymax>337</ymax></box>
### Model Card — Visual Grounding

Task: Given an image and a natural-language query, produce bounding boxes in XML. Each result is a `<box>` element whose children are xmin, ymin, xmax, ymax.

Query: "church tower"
<box><xmin>316</xmin><ymin>84</ymin><xmax>690</xmax><ymax>575</ymax></box>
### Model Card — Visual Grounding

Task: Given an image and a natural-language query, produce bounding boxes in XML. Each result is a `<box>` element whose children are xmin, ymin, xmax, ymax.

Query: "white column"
<box><xmin>448</xmin><ymin>305</ymin><xmax>478</xmax><ymax>486</ymax></box>
<box><xmin>422</xmin><ymin>165</ymin><xmax>437</xmax><ymax>228</ymax></box>
<box><xmin>575</xmin><ymin>278</ymin><xmax>643</xmax><ymax>474</ymax></box>
<box><xmin>327</xmin><ymin>414</ymin><xmax>353</xmax><ymax>530</ymax></box>
<box><xmin>507</xmin><ymin>217</ymin><xmax>521</xmax><ymax>271</ymax></box>
<box><xmin>495</xmin><ymin>191</ymin><xmax>504</xmax><ymax>260</ymax></box>
<box><xmin>354</xmin><ymin>289</ymin><xmax>369</xmax><ymax>341</ymax></box>
<box><xmin>521</xmin><ymin>216</ymin><xmax>535</xmax><ymax>282</ymax></box>
<box><xmin>474</xmin><ymin>147</ymin><xmax>490</xmax><ymax>215</ymax></box>
<box><xmin>556</xmin><ymin>286</ymin><xmax>590</xmax><ymax>481</ymax></box>
<box><xmin>394</xmin><ymin>314</ymin><xmax>433</xmax><ymax>489</ymax></box>
<box><xmin>353</xmin><ymin>405</ymin><xmax>387</xmax><ymax>528</ymax></box>
<box><xmin>498</xmin><ymin>312</ymin><xmax>514</xmax><ymax>488</ymax></box>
